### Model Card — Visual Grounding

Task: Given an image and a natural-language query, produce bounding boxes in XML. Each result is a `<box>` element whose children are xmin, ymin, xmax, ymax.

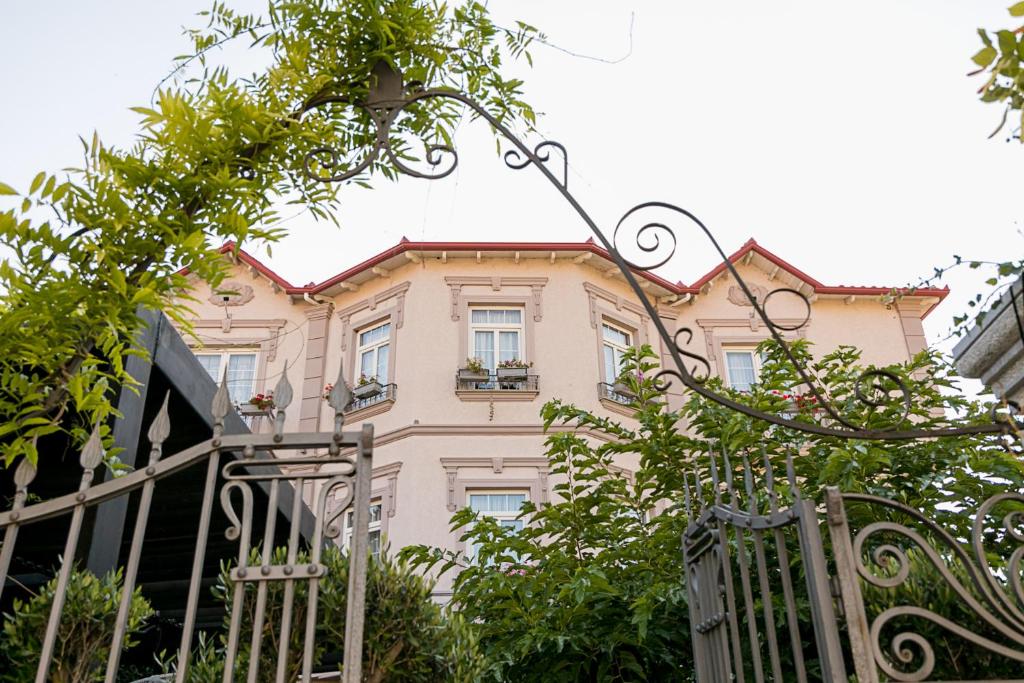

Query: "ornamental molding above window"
<box><xmin>335</xmin><ymin>281</ymin><xmax>410</xmax><ymax>352</ymax></box>
<box><xmin>696</xmin><ymin>317</ymin><xmax>808</xmax><ymax>379</ymax></box>
<box><xmin>726</xmin><ymin>284</ymin><xmax>768</xmax><ymax>307</ymax></box>
<box><xmin>444</xmin><ymin>276</ymin><xmax>548</xmax><ymax>322</ymax></box>
<box><xmin>208</xmin><ymin>280</ymin><xmax>254</xmax><ymax>307</ymax></box>
<box><xmin>584</xmin><ymin>282</ymin><xmax>650</xmax><ymax>345</ymax></box>
<box><xmin>440</xmin><ymin>456</ymin><xmax>550</xmax><ymax>512</ymax></box>
<box><xmin>189</xmin><ymin>318</ymin><xmax>287</xmax><ymax>360</ymax></box>
<box><xmin>372</xmin><ymin>461</ymin><xmax>402</xmax><ymax>519</ymax></box>
<box><xmin>583</xmin><ymin>282</ymin><xmax>650</xmax><ymax>329</ymax></box>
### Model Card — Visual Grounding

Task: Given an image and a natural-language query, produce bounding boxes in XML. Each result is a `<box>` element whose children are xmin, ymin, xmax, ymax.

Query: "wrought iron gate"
<box><xmin>0</xmin><ymin>367</ymin><xmax>373</xmax><ymax>682</ymax></box>
<box><xmin>683</xmin><ymin>449</ymin><xmax>847</xmax><ymax>682</ymax></box>
<box><xmin>827</xmin><ymin>487</ymin><xmax>1024</xmax><ymax>681</ymax></box>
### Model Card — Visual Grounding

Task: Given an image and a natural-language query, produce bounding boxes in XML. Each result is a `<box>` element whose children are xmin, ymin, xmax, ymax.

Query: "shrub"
<box><xmin>0</xmin><ymin>567</ymin><xmax>154</xmax><ymax>683</ymax></box>
<box><xmin>182</xmin><ymin>545</ymin><xmax>482</xmax><ymax>682</ymax></box>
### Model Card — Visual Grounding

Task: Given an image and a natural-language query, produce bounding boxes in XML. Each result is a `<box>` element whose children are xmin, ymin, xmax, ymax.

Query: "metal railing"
<box><xmin>0</xmin><ymin>370</ymin><xmax>374</xmax><ymax>683</ymax></box>
<box><xmin>455</xmin><ymin>372</ymin><xmax>539</xmax><ymax>392</ymax></box>
<box><xmin>345</xmin><ymin>383</ymin><xmax>397</xmax><ymax>413</ymax></box>
<box><xmin>597</xmin><ymin>382</ymin><xmax>635</xmax><ymax>405</ymax></box>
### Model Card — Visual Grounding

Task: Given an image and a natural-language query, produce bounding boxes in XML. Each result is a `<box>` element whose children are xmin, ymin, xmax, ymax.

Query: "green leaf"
<box><xmin>28</xmin><ymin>172</ymin><xmax>45</xmax><ymax>195</ymax></box>
<box><xmin>973</xmin><ymin>46</ymin><xmax>998</xmax><ymax>67</ymax></box>
<box><xmin>1009</xmin><ymin>1</ymin><xmax>1024</xmax><ymax>16</ymax></box>
<box><xmin>0</xmin><ymin>182</ymin><xmax>17</xmax><ymax>196</ymax></box>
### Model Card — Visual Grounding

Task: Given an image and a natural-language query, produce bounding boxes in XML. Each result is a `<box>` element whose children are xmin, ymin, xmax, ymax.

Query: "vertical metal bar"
<box><xmin>751</xmin><ymin>529</ymin><xmax>784</xmax><ymax>682</ymax></box>
<box><xmin>730</xmin><ymin>455</ymin><xmax>764</xmax><ymax>683</ymax></box>
<box><xmin>103</xmin><ymin>480</ymin><xmax>155</xmax><ymax>681</ymax></box>
<box><xmin>104</xmin><ymin>392</ymin><xmax>170</xmax><ymax>682</ymax></box>
<box><xmin>221</xmin><ymin>483</ymin><xmax>254</xmax><ymax>683</ymax></box>
<box><xmin>274</xmin><ymin>477</ymin><xmax>305</xmax><ymax>682</ymax></box>
<box><xmin>825</xmin><ymin>488</ymin><xmax>878</xmax><ymax>683</ymax></box>
<box><xmin>735</xmin><ymin>531</ymin><xmax>765</xmax><ymax>683</ymax></box>
<box><xmin>0</xmin><ymin>458</ymin><xmax>35</xmax><ymax>604</ymax></box>
<box><xmin>342</xmin><ymin>425</ymin><xmax>374</xmax><ymax>683</ymax></box>
<box><xmin>796</xmin><ymin>499</ymin><xmax>847</xmax><ymax>682</ymax></box>
<box><xmin>173</xmin><ymin>449</ymin><xmax>221</xmax><ymax>683</ymax></box>
<box><xmin>765</xmin><ymin>449</ymin><xmax>807</xmax><ymax>683</ymax></box>
<box><xmin>773</xmin><ymin>526</ymin><xmax>808</xmax><ymax>683</ymax></box>
<box><xmin>746</xmin><ymin>453</ymin><xmax>782</xmax><ymax>682</ymax></box>
<box><xmin>36</xmin><ymin>425</ymin><xmax>104</xmax><ymax>683</ymax></box>
<box><xmin>300</xmin><ymin>506</ymin><xmax>328</xmax><ymax>682</ymax></box>
<box><xmin>247</xmin><ymin>478</ymin><xmax>281</xmax><ymax>683</ymax></box>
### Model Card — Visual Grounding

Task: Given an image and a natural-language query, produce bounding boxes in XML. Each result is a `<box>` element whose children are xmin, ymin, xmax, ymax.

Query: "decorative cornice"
<box><xmin>335</xmin><ymin>281</ymin><xmax>412</xmax><ymax>321</ymax></box>
<box><xmin>336</xmin><ymin>281</ymin><xmax>411</xmax><ymax>351</ymax></box>
<box><xmin>192</xmin><ymin>318</ymin><xmax>287</xmax><ymax>329</ymax></box>
<box><xmin>304</xmin><ymin>302</ymin><xmax>334</xmax><ymax>321</ymax></box>
<box><xmin>697</xmin><ymin>316</ymin><xmax>810</xmax><ymax>334</ymax></box>
<box><xmin>583</xmin><ymin>282</ymin><xmax>649</xmax><ymax>326</ymax></box>
<box><xmin>444</xmin><ymin>276</ymin><xmax>548</xmax><ymax>322</ymax></box>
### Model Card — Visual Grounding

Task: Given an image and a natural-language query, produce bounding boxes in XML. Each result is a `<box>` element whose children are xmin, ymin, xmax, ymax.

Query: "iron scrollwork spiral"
<box><xmin>841</xmin><ymin>492</ymin><xmax>1024</xmax><ymax>680</ymax></box>
<box><xmin>293</xmin><ymin>59</ymin><xmax>1013</xmax><ymax>441</ymax></box>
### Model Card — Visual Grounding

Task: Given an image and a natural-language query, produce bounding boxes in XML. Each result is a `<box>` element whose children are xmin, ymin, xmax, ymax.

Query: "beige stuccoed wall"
<box><xmin>176</xmin><ymin>249</ymin><xmax>932</xmax><ymax>595</ymax></box>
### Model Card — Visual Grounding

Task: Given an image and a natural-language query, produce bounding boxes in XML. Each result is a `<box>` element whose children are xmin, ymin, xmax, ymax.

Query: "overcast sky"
<box><xmin>1</xmin><ymin>1</ymin><xmax>1020</xmax><ymax>361</ymax></box>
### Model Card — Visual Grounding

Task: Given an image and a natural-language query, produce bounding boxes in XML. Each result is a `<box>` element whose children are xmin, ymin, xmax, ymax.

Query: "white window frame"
<box><xmin>466</xmin><ymin>489</ymin><xmax>529</xmax><ymax>562</ymax></box>
<box><xmin>355</xmin><ymin>321</ymin><xmax>391</xmax><ymax>384</ymax></box>
<box><xmin>194</xmin><ymin>349</ymin><xmax>259</xmax><ymax>405</ymax></box>
<box><xmin>722</xmin><ymin>346</ymin><xmax>764</xmax><ymax>392</ymax></box>
<box><xmin>601</xmin><ymin>321</ymin><xmax>633</xmax><ymax>383</ymax></box>
<box><xmin>468</xmin><ymin>307</ymin><xmax>525</xmax><ymax>371</ymax></box>
<box><xmin>343</xmin><ymin>500</ymin><xmax>383</xmax><ymax>557</ymax></box>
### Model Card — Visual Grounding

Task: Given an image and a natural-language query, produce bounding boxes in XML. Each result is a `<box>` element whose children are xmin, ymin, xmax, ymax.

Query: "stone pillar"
<box><xmin>300</xmin><ymin>303</ymin><xmax>333</xmax><ymax>431</ymax></box>
<box><xmin>894</xmin><ymin>300</ymin><xmax>928</xmax><ymax>360</ymax></box>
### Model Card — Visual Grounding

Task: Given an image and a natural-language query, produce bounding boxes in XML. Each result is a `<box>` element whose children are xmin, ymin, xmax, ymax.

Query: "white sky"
<box><xmin>1</xmin><ymin>1</ymin><xmax>1021</xmax><ymax>364</ymax></box>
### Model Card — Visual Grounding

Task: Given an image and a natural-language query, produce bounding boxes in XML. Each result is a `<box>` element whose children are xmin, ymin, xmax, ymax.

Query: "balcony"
<box><xmin>344</xmin><ymin>382</ymin><xmax>398</xmax><ymax>419</ymax></box>
<box><xmin>455</xmin><ymin>371</ymin><xmax>539</xmax><ymax>402</ymax></box>
<box><xmin>598</xmin><ymin>382</ymin><xmax>634</xmax><ymax>406</ymax></box>
<box><xmin>597</xmin><ymin>382</ymin><xmax>663</xmax><ymax>416</ymax></box>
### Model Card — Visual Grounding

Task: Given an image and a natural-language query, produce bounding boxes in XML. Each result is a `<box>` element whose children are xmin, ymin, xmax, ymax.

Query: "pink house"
<box><xmin>176</xmin><ymin>237</ymin><xmax>946</xmax><ymax>597</ymax></box>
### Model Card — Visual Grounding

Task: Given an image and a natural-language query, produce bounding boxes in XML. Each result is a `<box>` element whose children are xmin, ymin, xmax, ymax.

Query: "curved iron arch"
<box><xmin>295</xmin><ymin>60</ymin><xmax>1015</xmax><ymax>442</ymax></box>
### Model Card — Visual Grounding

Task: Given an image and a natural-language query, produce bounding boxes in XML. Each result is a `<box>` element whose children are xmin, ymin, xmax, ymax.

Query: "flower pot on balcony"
<box><xmin>238</xmin><ymin>403</ymin><xmax>272</xmax><ymax>417</ymax></box>
<box><xmin>496</xmin><ymin>367</ymin><xmax>528</xmax><ymax>380</ymax></box>
<box><xmin>611</xmin><ymin>381</ymin><xmax>636</xmax><ymax>398</ymax></box>
<box><xmin>458</xmin><ymin>368</ymin><xmax>490</xmax><ymax>383</ymax></box>
<box><xmin>353</xmin><ymin>380</ymin><xmax>383</xmax><ymax>399</ymax></box>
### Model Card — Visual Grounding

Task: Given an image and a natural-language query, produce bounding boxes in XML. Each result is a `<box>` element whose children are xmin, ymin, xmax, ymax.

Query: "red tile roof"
<box><xmin>192</xmin><ymin>238</ymin><xmax>948</xmax><ymax>317</ymax></box>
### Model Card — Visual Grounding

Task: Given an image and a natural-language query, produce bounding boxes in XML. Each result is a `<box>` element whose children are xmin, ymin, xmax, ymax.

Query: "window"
<box><xmin>469</xmin><ymin>308</ymin><xmax>524</xmax><ymax>371</ymax></box>
<box><xmin>357</xmin><ymin>322</ymin><xmax>391</xmax><ymax>383</ymax></box>
<box><xmin>723</xmin><ymin>347</ymin><xmax>763</xmax><ymax>392</ymax></box>
<box><xmin>467</xmin><ymin>491</ymin><xmax>527</xmax><ymax>562</ymax></box>
<box><xmin>344</xmin><ymin>501</ymin><xmax>383</xmax><ymax>556</ymax></box>
<box><xmin>601</xmin><ymin>322</ymin><xmax>632</xmax><ymax>382</ymax></box>
<box><xmin>195</xmin><ymin>350</ymin><xmax>257</xmax><ymax>405</ymax></box>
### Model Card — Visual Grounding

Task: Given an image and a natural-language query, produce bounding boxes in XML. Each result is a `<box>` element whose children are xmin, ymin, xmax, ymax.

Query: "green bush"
<box><xmin>0</xmin><ymin>567</ymin><xmax>154</xmax><ymax>683</ymax></box>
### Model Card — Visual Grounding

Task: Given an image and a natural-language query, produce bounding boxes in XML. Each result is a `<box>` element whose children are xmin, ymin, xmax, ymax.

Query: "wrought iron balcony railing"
<box><xmin>455</xmin><ymin>373</ymin><xmax>539</xmax><ymax>392</ymax></box>
<box><xmin>597</xmin><ymin>382</ymin><xmax>635</xmax><ymax>405</ymax></box>
<box><xmin>345</xmin><ymin>383</ymin><xmax>397</xmax><ymax>413</ymax></box>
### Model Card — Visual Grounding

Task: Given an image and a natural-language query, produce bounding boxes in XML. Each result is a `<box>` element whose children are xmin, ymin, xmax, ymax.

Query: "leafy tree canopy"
<box><xmin>404</xmin><ymin>342</ymin><xmax>1023</xmax><ymax>680</ymax></box>
<box><xmin>0</xmin><ymin>0</ymin><xmax>539</xmax><ymax>467</ymax></box>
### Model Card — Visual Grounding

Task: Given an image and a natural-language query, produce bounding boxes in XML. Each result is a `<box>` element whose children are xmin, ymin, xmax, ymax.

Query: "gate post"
<box><xmin>825</xmin><ymin>487</ymin><xmax>878</xmax><ymax>683</ymax></box>
<box><xmin>796</xmin><ymin>498</ymin><xmax>848</xmax><ymax>682</ymax></box>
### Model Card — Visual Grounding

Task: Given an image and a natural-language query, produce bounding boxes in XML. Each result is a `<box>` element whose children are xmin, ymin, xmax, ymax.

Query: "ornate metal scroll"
<box><xmin>295</xmin><ymin>59</ymin><xmax>1016</xmax><ymax>441</ymax></box>
<box><xmin>682</xmin><ymin>446</ymin><xmax>847</xmax><ymax>682</ymax></box>
<box><xmin>827</xmin><ymin>487</ymin><xmax>1024</xmax><ymax>681</ymax></box>
<box><xmin>0</xmin><ymin>362</ymin><xmax>373</xmax><ymax>682</ymax></box>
